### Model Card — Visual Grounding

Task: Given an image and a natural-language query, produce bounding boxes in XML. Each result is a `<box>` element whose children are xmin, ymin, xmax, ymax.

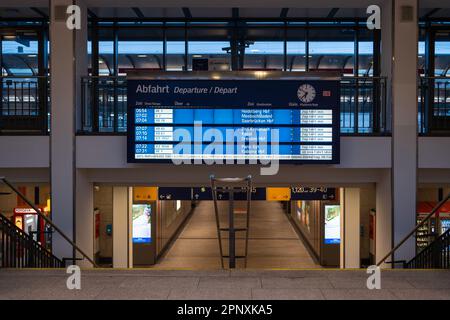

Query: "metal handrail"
<box><xmin>377</xmin><ymin>192</ymin><xmax>450</xmax><ymax>267</ymax></box>
<box><xmin>406</xmin><ymin>227</ymin><xmax>450</xmax><ymax>268</ymax></box>
<box><xmin>0</xmin><ymin>76</ymin><xmax>49</xmax><ymax>79</ymax></box>
<box><xmin>0</xmin><ymin>177</ymin><xmax>98</xmax><ymax>267</ymax></box>
<box><xmin>419</xmin><ymin>76</ymin><xmax>450</xmax><ymax>79</ymax></box>
<box><xmin>0</xmin><ymin>212</ymin><xmax>64</xmax><ymax>268</ymax></box>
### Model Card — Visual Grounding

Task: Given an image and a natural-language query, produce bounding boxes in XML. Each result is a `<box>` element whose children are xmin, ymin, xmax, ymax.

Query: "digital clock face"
<box><xmin>297</xmin><ymin>84</ymin><xmax>316</xmax><ymax>103</ymax></box>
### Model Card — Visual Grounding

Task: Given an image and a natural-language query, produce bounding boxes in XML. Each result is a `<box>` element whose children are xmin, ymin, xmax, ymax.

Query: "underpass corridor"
<box><xmin>153</xmin><ymin>201</ymin><xmax>319</xmax><ymax>269</ymax></box>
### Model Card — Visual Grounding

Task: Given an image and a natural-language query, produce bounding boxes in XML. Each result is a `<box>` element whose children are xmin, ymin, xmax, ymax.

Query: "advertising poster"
<box><xmin>132</xmin><ymin>204</ymin><xmax>152</xmax><ymax>243</ymax></box>
<box><xmin>324</xmin><ymin>205</ymin><xmax>340</xmax><ymax>244</ymax></box>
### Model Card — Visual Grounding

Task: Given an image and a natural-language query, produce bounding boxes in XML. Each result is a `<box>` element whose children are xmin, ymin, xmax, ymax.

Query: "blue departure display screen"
<box><xmin>127</xmin><ymin>79</ymin><xmax>340</xmax><ymax>163</ymax></box>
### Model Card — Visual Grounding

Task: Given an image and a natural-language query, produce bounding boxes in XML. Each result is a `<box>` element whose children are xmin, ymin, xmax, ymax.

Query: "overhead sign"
<box><xmin>290</xmin><ymin>187</ymin><xmax>336</xmax><ymax>200</ymax></box>
<box><xmin>127</xmin><ymin>78</ymin><xmax>340</xmax><ymax>164</ymax></box>
<box><xmin>154</xmin><ymin>186</ymin><xmax>336</xmax><ymax>201</ymax></box>
<box><xmin>266</xmin><ymin>187</ymin><xmax>291</xmax><ymax>201</ymax></box>
<box><xmin>192</xmin><ymin>187</ymin><xmax>266</xmax><ymax>201</ymax></box>
<box><xmin>158</xmin><ymin>187</ymin><xmax>192</xmax><ymax>200</ymax></box>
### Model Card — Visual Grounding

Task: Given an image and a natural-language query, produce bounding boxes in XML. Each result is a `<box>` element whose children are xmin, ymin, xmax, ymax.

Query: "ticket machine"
<box><xmin>13</xmin><ymin>207</ymin><xmax>48</xmax><ymax>245</ymax></box>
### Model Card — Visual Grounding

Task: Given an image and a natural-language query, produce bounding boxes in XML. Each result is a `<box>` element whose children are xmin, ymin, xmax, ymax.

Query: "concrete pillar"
<box><xmin>50</xmin><ymin>0</ymin><xmax>88</xmax><ymax>260</ymax></box>
<box><xmin>340</xmin><ymin>188</ymin><xmax>361</xmax><ymax>268</ymax></box>
<box><xmin>113</xmin><ymin>186</ymin><xmax>129</xmax><ymax>268</ymax></box>
<box><xmin>49</xmin><ymin>0</ymin><xmax>75</xmax><ymax>259</ymax></box>
<box><xmin>391</xmin><ymin>0</ymin><xmax>418</xmax><ymax>263</ymax></box>
<box><xmin>75</xmin><ymin>169</ymin><xmax>93</xmax><ymax>267</ymax></box>
<box><xmin>376</xmin><ymin>169</ymin><xmax>392</xmax><ymax>268</ymax></box>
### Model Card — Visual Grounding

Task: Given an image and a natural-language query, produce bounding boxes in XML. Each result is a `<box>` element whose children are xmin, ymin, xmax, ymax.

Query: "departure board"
<box><xmin>127</xmin><ymin>79</ymin><xmax>340</xmax><ymax>164</ymax></box>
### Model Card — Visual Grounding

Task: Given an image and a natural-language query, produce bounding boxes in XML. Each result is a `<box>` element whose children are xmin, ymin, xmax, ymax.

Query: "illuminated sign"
<box><xmin>132</xmin><ymin>204</ymin><xmax>152</xmax><ymax>243</ymax></box>
<box><xmin>324</xmin><ymin>205</ymin><xmax>341</xmax><ymax>244</ymax></box>
<box><xmin>127</xmin><ymin>79</ymin><xmax>340</xmax><ymax>164</ymax></box>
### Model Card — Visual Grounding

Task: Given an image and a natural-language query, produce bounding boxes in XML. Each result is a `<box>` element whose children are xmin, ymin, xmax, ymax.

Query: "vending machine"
<box><xmin>417</xmin><ymin>201</ymin><xmax>450</xmax><ymax>251</ymax></box>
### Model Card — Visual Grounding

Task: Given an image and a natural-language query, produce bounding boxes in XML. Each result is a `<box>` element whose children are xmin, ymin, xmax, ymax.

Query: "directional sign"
<box><xmin>158</xmin><ymin>187</ymin><xmax>192</xmax><ymax>200</ymax></box>
<box><xmin>192</xmin><ymin>187</ymin><xmax>229</xmax><ymax>201</ymax></box>
<box><xmin>266</xmin><ymin>187</ymin><xmax>291</xmax><ymax>201</ymax></box>
<box><xmin>290</xmin><ymin>187</ymin><xmax>336</xmax><ymax>200</ymax></box>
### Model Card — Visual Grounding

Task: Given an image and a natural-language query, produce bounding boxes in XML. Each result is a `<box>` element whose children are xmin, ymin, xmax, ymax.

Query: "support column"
<box><xmin>391</xmin><ymin>0</ymin><xmax>419</xmax><ymax>263</ymax></box>
<box><xmin>75</xmin><ymin>169</ymin><xmax>93</xmax><ymax>267</ymax></box>
<box><xmin>113</xmin><ymin>186</ymin><xmax>129</xmax><ymax>268</ymax></box>
<box><xmin>340</xmin><ymin>188</ymin><xmax>361</xmax><ymax>268</ymax></box>
<box><xmin>50</xmin><ymin>0</ymin><xmax>87</xmax><ymax>260</ymax></box>
<box><xmin>376</xmin><ymin>169</ymin><xmax>392</xmax><ymax>267</ymax></box>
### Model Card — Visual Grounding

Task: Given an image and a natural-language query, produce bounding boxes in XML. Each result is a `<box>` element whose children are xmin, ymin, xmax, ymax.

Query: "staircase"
<box><xmin>405</xmin><ymin>228</ymin><xmax>450</xmax><ymax>269</ymax></box>
<box><xmin>0</xmin><ymin>212</ymin><xmax>63</xmax><ymax>268</ymax></box>
<box><xmin>378</xmin><ymin>193</ymin><xmax>450</xmax><ymax>269</ymax></box>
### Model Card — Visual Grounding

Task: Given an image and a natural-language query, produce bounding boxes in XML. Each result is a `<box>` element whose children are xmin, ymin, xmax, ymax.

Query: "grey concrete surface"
<box><xmin>1</xmin><ymin>269</ymin><xmax>450</xmax><ymax>300</ymax></box>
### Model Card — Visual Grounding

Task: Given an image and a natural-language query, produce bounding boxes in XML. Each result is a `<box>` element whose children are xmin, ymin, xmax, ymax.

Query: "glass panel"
<box><xmin>2</xmin><ymin>32</ymin><xmax>39</xmax><ymax>76</ymax></box>
<box><xmin>187</xmin><ymin>27</ymin><xmax>231</xmax><ymax>71</ymax></box>
<box><xmin>435</xmin><ymin>31</ymin><xmax>450</xmax><ymax>76</ymax></box>
<box><xmin>287</xmin><ymin>28</ymin><xmax>306</xmax><ymax>71</ymax></box>
<box><xmin>309</xmin><ymin>28</ymin><xmax>355</xmax><ymax>74</ymax></box>
<box><xmin>358</xmin><ymin>29</ymin><xmax>374</xmax><ymax>76</ymax></box>
<box><xmin>166</xmin><ymin>28</ymin><xmax>185</xmax><ymax>71</ymax></box>
<box><xmin>242</xmin><ymin>27</ymin><xmax>284</xmax><ymax>70</ymax></box>
<box><xmin>118</xmin><ymin>28</ymin><xmax>164</xmax><ymax>75</ymax></box>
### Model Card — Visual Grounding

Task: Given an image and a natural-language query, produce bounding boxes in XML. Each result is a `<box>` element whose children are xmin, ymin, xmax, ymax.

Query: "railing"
<box><xmin>0</xmin><ymin>76</ymin><xmax>50</xmax><ymax>134</ymax></box>
<box><xmin>406</xmin><ymin>228</ymin><xmax>450</xmax><ymax>269</ymax></box>
<box><xmin>80</xmin><ymin>76</ymin><xmax>388</xmax><ymax>135</ymax></box>
<box><xmin>81</xmin><ymin>76</ymin><xmax>127</xmax><ymax>133</ymax></box>
<box><xmin>0</xmin><ymin>212</ymin><xmax>63</xmax><ymax>268</ymax></box>
<box><xmin>377</xmin><ymin>193</ymin><xmax>450</xmax><ymax>268</ymax></box>
<box><xmin>419</xmin><ymin>76</ymin><xmax>450</xmax><ymax>134</ymax></box>
<box><xmin>0</xmin><ymin>177</ymin><xmax>97</xmax><ymax>267</ymax></box>
<box><xmin>340</xmin><ymin>77</ymin><xmax>387</xmax><ymax>134</ymax></box>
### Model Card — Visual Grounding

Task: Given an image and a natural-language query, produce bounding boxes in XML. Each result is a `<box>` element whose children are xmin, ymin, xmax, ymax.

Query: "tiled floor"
<box><xmin>1</xmin><ymin>269</ymin><xmax>450</xmax><ymax>300</ymax></box>
<box><xmin>154</xmin><ymin>201</ymin><xmax>319</xmax><ymax>269</ymax></box>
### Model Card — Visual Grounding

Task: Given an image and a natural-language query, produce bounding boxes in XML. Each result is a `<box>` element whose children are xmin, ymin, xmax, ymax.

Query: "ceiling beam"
<box><xmin>422</xmin><ymin>8</ymin><xmax>441</xmax><ymax>19</ymax></box>
<box><xmin>327</xmin><ymin>8</ymin><xmax>340</xmax><ymax>19</ymax></box>
<box><xmin>132</xmin><ymin>7</ymin><xmax>145</xmax><ymax>19</ymax></box>
<box><xmin>87</xmin><ymin>9</ymin><xmax>98</xmax><ymax>19</ymax></box>
<box><xmin>30</xmin><ymin>7</ymin><xmax>48</xmax><ymax>19</ymax></box>
<box><xmin>182</xmin><ymin>8</ymin><xmax>192</xmax><ymax>19</ymax></box>
<box><xmin>280</xmin><ymin>8</ymin><xmax>289</xmax><ymax>19</ymax></box>
<box><xmin>232</xmin><ymin>8</ymin><xmax>239</xmax><ymax>19</ymax></box>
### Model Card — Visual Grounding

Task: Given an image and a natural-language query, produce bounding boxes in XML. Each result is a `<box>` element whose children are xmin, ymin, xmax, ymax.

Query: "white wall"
<box><xmin>0</xmin><ymin>137</ymin><xmax>49</xmax><ymax>168</ymax></box>
<box><xmin>113</xmin><ymin>186</ymin><xmax>129</xmax><ymax>268</ymax></box>
<box><xmin>419</xmin><ymin>137</ymin><xmax>450</xmax><ymax>169</ymax></box>
<box><xmin>76</xmin><ymin>136</ymin><xmax>392</xmax><ymax>169</ymax></box>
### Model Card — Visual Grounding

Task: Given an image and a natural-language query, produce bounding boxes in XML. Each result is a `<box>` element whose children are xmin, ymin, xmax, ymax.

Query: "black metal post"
<box><xmin>38</xmin><ymin>26</ymin><xmax>49</xmax><ymax>133</ymax></box>
<box><xmin>91</xmin><ymin>19</ymin><xmax>100</xmax><ymax>132</ymax></box>
<box><xmin>305</xmin><ymin>22</ymin><xmax>310</xmax><ymax>72</ymax></box>
<box><xmin>373</xmin><ymin>28</ymin><xmax>381</xmax><ymax>133</ymax></box>
<box><xmin>0</xmin><ymin>35</ymin><xmax>3</xmax><ymax>131</ymax></box>
<box><xmin>162</xmin><ymin>22</ymin><xmax>167</xmax><ymax>70</ymax></box>
<box><xmin>354</xmin><ymin>27</ymin><xmax>360</xmax><ymax>133</ymax></box>
<box><xmin>228</xmin><ymin>188</ymin><xmax>235</xmax><ymax>269</ymax></box>
<box><xmin>184</xmin><ymin>22</ymin><xmax>188</xmax><ymax>71</ymax></box>
<box><xmin>283</xmin><ymin>22</ymin><xmax>287</xmax><ymax>71</ymax></box>
<box><xmin>113</xmin><ymin>23</ymin><xmax>119</xmax><ymax>132</ymax></box>
<box><xmin>425</xmin><ymin>25</ymin><xmax>435</xmax><ymax>133</ymax></box>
